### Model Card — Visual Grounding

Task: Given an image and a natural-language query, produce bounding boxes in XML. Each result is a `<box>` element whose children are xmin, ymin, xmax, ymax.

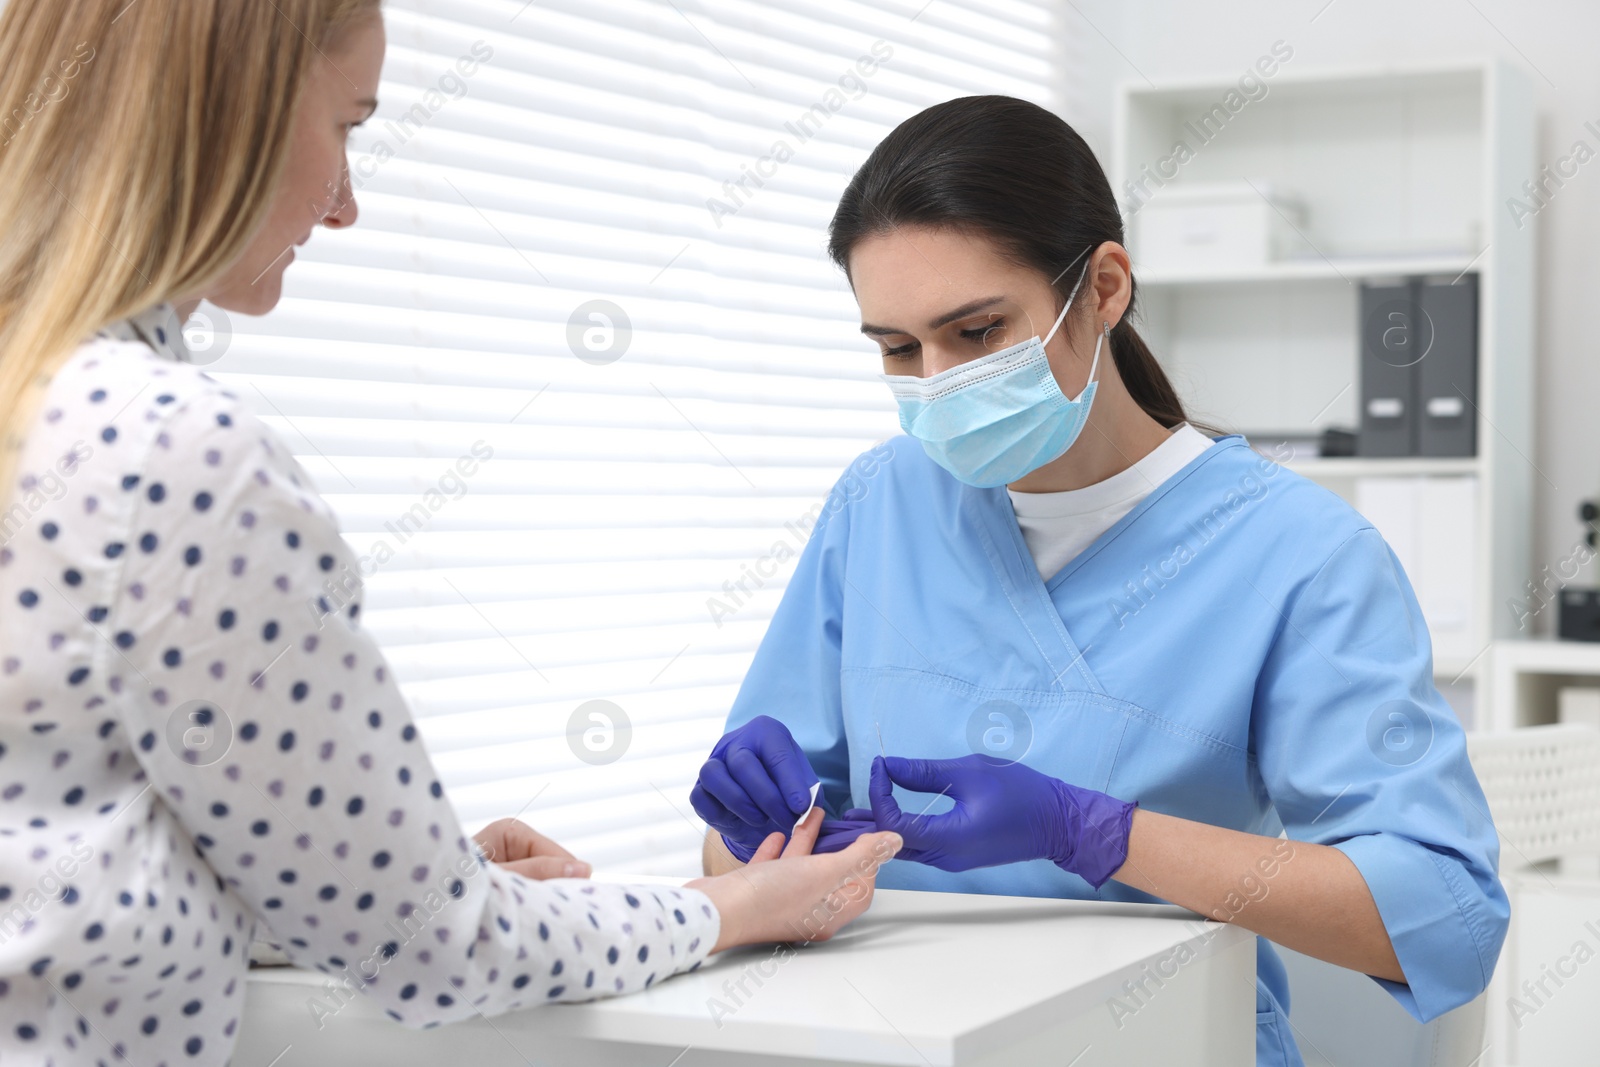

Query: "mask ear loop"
<box><xmin>1042</xmin><ymin>259</ymin><xmax>1090</xmax><ymax>349</ymax></box>
<box><xmin>1042</xmin><ymin>260</ymin><xmax>1109</xmax><ymax>394</ymax></box>
<box><xmin>1084</xmin><ymin>321</ymin><xmax>1110</xmax><ymax>389</ymax></box>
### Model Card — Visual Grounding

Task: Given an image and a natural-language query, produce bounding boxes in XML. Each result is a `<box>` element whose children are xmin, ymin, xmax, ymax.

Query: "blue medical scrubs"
<box><xmin>723</xmin><ymin>433</ymin><xmax>1509</xmax><ymax>1067</ymax></box>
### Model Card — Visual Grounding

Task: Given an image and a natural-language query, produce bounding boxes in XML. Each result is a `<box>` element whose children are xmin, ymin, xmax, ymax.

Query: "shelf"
<box><xmin>1485</xmin><ymin>639</ymin><xmax>1600</xmax><ymax>734</ymax></box>
<box><xmin>1138</xmin><ymin>255</ymin><xmax>1481</xmax><ymax>287</ymax></box>
<box><xmin>1491</xmin><ymin>639</ymin><xmax>1600</xmax><ymax>676</ymax></box>
<box><xmin>1282</xmin><ymin>456</ymin><xmax>1481</xmax><ymax>479</ymax></box>
<box><xmin>1120</xmin><ymin>60</ymin><xmax>1490</xmax><ymax>106</ymax></box>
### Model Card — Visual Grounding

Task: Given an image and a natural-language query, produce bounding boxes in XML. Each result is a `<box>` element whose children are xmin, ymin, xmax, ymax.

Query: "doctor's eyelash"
<box><xmin>882</xmin><ymin>318</ymin><xmax>1004</xmax><ymax>358</ymax></box>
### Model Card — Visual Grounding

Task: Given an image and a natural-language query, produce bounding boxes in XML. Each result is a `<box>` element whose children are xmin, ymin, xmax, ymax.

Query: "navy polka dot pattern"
<box><xmin>0</xmin><ymin>307</ymin><xmax>720</xmax><ymax>1065</ymax></box>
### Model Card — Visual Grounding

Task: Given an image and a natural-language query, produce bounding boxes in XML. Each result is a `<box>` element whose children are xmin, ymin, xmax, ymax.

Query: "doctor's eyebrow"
<box><xmin>860</xmin><ymin>295</ymin><xmax>1005</xmax><ymax>336</ymax></box>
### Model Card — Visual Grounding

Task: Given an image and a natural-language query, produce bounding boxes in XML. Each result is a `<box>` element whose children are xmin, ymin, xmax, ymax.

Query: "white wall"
<box><xmin>1062</xmin><ymin>0</ymin><xmax>1600</xmax><ymax>634</ymax></box>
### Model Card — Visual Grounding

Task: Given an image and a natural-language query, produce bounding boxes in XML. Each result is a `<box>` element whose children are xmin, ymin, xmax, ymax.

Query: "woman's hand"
<box><xmin>472</xmin><ymin>817</ymin><xmax>593</xmax><ymax>880</ymax></box>
<box><xmin>687</xmin><ymin>808</ymin><xmax>903</xmax><ymax>952</ymax></box>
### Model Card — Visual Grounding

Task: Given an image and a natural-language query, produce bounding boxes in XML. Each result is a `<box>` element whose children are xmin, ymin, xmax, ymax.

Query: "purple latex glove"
<box><xmin>690</xmin><ymin>715</ymin><xmax>821</xmax><ymax>862</ymax></box>
<box><xmin>868</xmin><ymin>754</ymin><xmax>1137</xmax><ymax>889</ymax></box>
<box><xmin>814</xmin><ymin>809</ymin><xmax>879</xmax><ymax>854</ymax></box>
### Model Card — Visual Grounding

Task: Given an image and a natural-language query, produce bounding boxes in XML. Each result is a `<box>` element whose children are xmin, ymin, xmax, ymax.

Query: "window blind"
<box><xmin>210</xmin><ymin>0</ymin><xmax>1059</xmax><ymax>876</ymax></box>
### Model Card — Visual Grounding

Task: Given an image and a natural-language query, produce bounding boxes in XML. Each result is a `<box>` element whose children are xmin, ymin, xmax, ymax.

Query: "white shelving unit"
<box><xmin>1112</xmin><ymin>60</ymin><xmax>1537</xmax><ymax>702</ymax></box>
<box><xmin>1484</xmin><ymin>639</ymin><xmax>1600</xmax><ymax>731</ymax></box>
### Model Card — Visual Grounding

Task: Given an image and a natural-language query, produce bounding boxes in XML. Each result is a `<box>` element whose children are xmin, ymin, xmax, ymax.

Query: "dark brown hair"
<box><xmin>828</xmin><ymin>94</ymin><xmax>1194</xmax><ymax>431</ymax></box>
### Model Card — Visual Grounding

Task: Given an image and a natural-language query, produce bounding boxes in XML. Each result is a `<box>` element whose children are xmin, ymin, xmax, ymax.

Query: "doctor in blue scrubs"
<box><xmin>690</xmin><ymin>96</ymin><xmax>1509</xmax><ymax>1067</ymax></box>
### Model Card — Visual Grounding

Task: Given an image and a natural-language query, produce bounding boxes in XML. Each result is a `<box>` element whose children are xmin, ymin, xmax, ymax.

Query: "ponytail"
<box><xmin>1109</xmin><ymin>319</ymin><xmax>1187</xmax><ymax>430</ymax></box>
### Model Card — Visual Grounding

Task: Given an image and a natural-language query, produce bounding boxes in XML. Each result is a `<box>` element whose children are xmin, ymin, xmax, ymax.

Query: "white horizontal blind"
<box><xmin>212</xmin><ymin>0</ymin><xmax>1058</xmax><ymax>875</ymax></box>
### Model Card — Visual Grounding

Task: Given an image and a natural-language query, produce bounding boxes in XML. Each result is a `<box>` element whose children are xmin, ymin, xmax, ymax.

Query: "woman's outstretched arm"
<box><xmin>83</xmin><ymin>353</ymin><xmax>896</xmax><ymax>1024</ymax></box>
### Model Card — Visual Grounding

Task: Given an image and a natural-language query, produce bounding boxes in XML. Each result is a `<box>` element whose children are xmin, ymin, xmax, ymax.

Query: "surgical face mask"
<box><xmin>881</xmin><ymin>263</ymin><xmax>1108</xmax><ymax>488</ymax></box>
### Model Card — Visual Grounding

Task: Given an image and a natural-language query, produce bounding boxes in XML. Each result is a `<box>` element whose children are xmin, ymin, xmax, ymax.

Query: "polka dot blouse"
<box><xmin>0</xmin><ymin>306</ymin><xmax>720</xmax><ymax>1065</ymax></box>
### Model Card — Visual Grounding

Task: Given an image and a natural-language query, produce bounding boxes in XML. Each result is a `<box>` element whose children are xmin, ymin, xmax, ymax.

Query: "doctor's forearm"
<box><xmin>1111</xmin><ymin>809</ymin><xmax>1406</xmax><ymax>984</ymax></box>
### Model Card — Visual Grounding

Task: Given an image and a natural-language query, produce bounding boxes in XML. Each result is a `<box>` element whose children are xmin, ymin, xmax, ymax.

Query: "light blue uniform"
<box><xmin>723</xmin><ymin>433</ymin><xmax>1509</xmax><ymax>1067</ymax></box>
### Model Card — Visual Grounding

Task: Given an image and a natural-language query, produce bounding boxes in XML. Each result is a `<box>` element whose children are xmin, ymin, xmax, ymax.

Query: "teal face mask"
<box><xmin>882</xmin><ymin>263</ymin><xmax>1108</xmax><ymax>488</ymax></box>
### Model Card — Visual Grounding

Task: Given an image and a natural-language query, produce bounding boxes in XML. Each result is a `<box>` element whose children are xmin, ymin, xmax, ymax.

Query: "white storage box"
<box><xmin>1559</xmin><ymin>686</ymin><xmax>1600</xmax><ymax>733</ymax></box>
<box><xmin>1133</xmin><ymin>180</ymin><xmax>1306</xmax><ymax>273</ymax></box>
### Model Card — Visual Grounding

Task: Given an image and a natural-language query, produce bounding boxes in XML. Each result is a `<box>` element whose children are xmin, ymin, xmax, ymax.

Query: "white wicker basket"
<box><xmin>1466</xmin><ymin>723</ymin><xmax>1600</xmax><ymax>869</ymax></box>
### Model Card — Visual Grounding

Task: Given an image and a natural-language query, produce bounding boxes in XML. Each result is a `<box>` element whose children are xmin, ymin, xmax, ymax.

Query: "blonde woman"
<box><xmin>0</xmin><ymin>2</ymin><xmax>902</xmax><ymax>1062</ymax></box>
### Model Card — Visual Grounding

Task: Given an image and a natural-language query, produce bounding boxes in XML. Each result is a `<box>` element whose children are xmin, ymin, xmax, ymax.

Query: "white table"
<box><xmin>233</xmin><ymin>887</ymin><xmax>1256</xmax><ymax>1066</ymax></box>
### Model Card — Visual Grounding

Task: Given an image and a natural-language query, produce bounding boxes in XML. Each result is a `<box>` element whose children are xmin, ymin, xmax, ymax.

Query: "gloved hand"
<box><xmin>868</xmin><ymin>754</ymin><xmax>1137</xmax><ymax>889</ymax></box>
<box><xmin>690</xmin><ymin>716</ymin><xmax>822</xmax><ymax>862</ymax></box>
<box><xmin>815</xmin><ymin>809</ymin><xmax>879</xmax><ymax>854</ymax></box>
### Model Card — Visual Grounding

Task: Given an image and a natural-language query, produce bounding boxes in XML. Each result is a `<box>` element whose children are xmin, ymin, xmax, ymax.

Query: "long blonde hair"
<box><xmin>0</xmin><ymin>0</ymin><xmax>379</xmax><ymax>482</ymax></box>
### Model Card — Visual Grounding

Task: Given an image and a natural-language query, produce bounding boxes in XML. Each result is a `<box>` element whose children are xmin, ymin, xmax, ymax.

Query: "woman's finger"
<box><xmin>471</xmin><ymin>821</ymin><xmax>501</xmax><ymax>856</ymax></box>
<box><xmin>514</xmin><ymin>823</ymin><xmax>578</xmax><ymax>862</ymax></box>
<box><xmin>501</xmin><ymin>855</ymin><xmax>592</xmax><ymax>880</ymax></box>
<box><xmin>478</xmin><ymin>819</ymin><xmax>579</xmax><ymax>865</ymax></box>
<box><xmin>828</xmin><ymin>829</ymin><xmax>903</xmax><ymax>884</ymax></box>
<box><xmin>748</xmin><ymin>830</ymin><xmax>787</xmax><ymax>865</ymax></box>
<box><xmin>472</xmin><ymin>816</ymin><xmax>526</xmax><ymax>852</ymax></box>
<box><xmin>782</xmin><ymin>806</ymin><xmax>821</xmax><ymax>858</ymax></box>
